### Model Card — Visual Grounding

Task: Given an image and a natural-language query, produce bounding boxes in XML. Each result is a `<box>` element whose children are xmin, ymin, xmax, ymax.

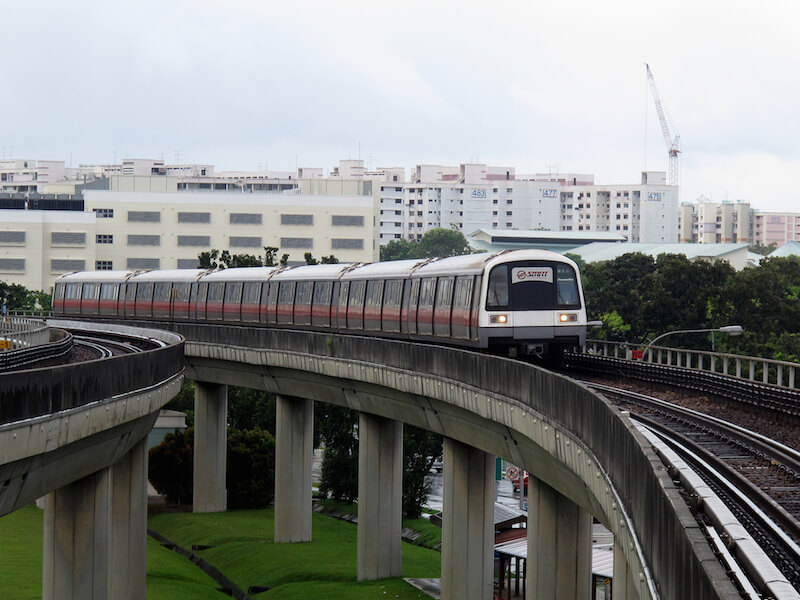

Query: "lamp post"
<box><xmin>643</xmin><ymin>325</ymin><xmax>743</xmax><ymax>360</ymax></box>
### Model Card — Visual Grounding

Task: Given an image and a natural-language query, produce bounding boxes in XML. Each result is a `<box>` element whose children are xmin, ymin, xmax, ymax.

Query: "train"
<box><xmin>51</xmin><ymin>249</ymin><xmax>589</xmax><ymax>359</ymax></box>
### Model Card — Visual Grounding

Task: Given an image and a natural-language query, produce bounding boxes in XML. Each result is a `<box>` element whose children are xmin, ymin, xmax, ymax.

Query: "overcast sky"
<box><xmin>4</xmin><ymin>0</ymin><xmax>799</xmax><ymax>211</ymax></box>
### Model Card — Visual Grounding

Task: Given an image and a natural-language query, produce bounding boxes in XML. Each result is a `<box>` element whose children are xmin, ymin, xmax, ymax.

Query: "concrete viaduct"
<box><xmin>0</xmin><ymin>319</ymin><xmax>742</xmax><ymax>599</ymax></box>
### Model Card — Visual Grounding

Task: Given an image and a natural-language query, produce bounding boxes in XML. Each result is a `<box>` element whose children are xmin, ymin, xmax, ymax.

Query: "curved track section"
<box><xmin>0</xmin><ymin>320</ymin><xmax>184</xmax><ymax>516</ymax></box>
<box><xmin>587</xmin><ymin>381</ymin><xmax>800</xmax><ymax>597</ymax></box>
<box><xmin>131</xmin><ymin>319</ymin><xmax>742</xmax><ymax>600</ymax></box>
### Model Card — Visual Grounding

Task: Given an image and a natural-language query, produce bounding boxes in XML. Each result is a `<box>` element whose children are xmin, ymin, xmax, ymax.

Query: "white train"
<box><xmin>52</xmin><ymin>249</ymin><xmax>589</xmax><ymax>359</ymax></box>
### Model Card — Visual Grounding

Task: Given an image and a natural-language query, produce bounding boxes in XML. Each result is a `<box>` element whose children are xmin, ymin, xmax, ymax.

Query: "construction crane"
<box><xmin>645</xmin><ymin>63</ymin><xmax>680</xmax><ymax>187</ymax></box>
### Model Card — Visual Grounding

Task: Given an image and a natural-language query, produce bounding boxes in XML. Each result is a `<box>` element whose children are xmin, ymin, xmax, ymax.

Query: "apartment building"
<box><xmin>752</xmin><ymin>212</ymin><xmax>800</xmax><ymax>247</ymax></box>
<box><xmin>377</xmin><ymin>164</ymin><xmax>678</xmax><ymax>245</ymax></box>
<box><xmin>678</xmin><ymin>200</ymin><xmax>752</xmax><ymax>244</ymax></box>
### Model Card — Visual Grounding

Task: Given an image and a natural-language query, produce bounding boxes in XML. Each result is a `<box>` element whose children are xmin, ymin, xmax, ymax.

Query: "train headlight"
<box><xmin>558</xmin><ymin>313</ymin><xmax>578</xmax><ymax>323</ymax></box>
<box><xmin>489</xmin><ymin>314</ymin><xmax>508</xmax><ymax>324</ymax></box>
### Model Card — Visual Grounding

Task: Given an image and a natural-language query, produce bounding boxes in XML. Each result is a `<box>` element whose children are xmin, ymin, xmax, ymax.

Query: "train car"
<box><xmin>52</xmin><ymin>249</ymin><xmax>588</xmax><ymax>359</ymax></box>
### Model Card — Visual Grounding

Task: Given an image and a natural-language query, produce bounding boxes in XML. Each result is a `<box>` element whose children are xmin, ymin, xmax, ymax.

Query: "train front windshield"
<box><xmin>486</xmin><ymin>262</ymin><xmax>580</xmax><ymax>310</ymax></box>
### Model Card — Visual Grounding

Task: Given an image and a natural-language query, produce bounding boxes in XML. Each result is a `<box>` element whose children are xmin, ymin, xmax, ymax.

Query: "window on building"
<box><xmin>281</xmin><ymin>214</ymin><xmax>313</xmax><ymax>225</ymax></box>
<box><xmin>281</xmin><ymin>237</ymin><xmax>313</xmax><ymax>248</ymax></box>
<box><xmin>51</xmin><ymin>232</ymin><xmax>86</xmax><ymax>245</ymax></box>
<box><xmin>128</xmin><ymin>235</ymin><xmax>160</xmax><ymax>246</ymax></box>
<box><xmin>331</xmin><ymin>238</ymin><xmax>364</xmax><ymax>250</ymax></box>
<box><xmin>93</xmin><ymin>208</ymin><xmax>114</xmax><ymax>218</ymax></box>
<box><xmin>96</xmin><ymin>260</ymin><xmax>113</xmax><ymax>270</ymax></box>
<box><xmin>178</xmin><ymin>212</ymin><xmax>211</xmax><ymax>224</ymax></box>
<box><xmin>332</xmin><ymin>215</ymin><xmax>364</xmax><ymax>227</ymax></box>
<box><xmin>128</xmin><ymin>211</ymin><xmax>160</xmax><ymax>223</ymax></box>
<box><xmin>96</xmin><ymin>234</ymin><xmax>113</xmax><ymax>244</ymax></box>
<box><xmin>230</xmin><ymin>213</ymin><xmax>262</xmax><ymax>224</ymax></box>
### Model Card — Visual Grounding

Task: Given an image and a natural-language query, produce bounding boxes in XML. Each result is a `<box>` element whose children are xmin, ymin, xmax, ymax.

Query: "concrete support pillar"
<box><xmin>357</xmin><ymin>413</ymin><xmax>403</xmax><ymax>580</ymax></box>
<box><xmin>42</xmin><ymin>439</ymin><xmax>149</xmax><ymax>600</ymax></box>
<box><xmin>527</xmin><ymin>477</ymin><xmax>593</xmax><ymax>600</ymax></box>
<box><xmin>441</xmin><ymin>438</ymin><xmax>494</xmax><ymax>600</ymax></box>
<box><xmin>43</xmin><ymin>470</ymin><xmax>110</xmax><ymax>600</ymax></box>
<box><xmin>613</xmin><ymin>541</ymin><xmax>639</xmax><ymax>600</ymax></box>
<box><xmin>274</xmin><ymin>395</ymin><xmax>313</xmax><ymax>543</ymax></box>
<box><xmin>193</xmin><ymin>381</ymin><xmax>228</xmax><ymax>513</ymax></box>
<box><xmin>108</xmin><ymin>437</ymin><xmax>148</xmax><ymax>600</ymax></box>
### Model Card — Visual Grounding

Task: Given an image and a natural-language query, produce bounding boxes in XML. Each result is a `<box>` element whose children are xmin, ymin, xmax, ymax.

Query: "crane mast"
<box><xmin>645</xmin><ymin>63</ymin><xmax>680</xmax><ymax>187</ymax></box>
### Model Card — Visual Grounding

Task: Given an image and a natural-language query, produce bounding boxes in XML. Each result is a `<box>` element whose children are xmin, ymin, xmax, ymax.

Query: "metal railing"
<box><xmin>581</xmin><ymin>340</ymin><xmax>800</xmax><ymax>394</ymax></box>
<box><xmin>0</xmin><ymin>316</ymin><xmax>51</xmax><ymax>351</ymax></box>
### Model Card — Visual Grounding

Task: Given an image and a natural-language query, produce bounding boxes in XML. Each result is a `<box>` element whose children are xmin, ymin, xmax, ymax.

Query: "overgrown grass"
<box><xmin>402</xmin><ymin>517</ymin><xmax>442</xmax><ymax>549</ymax></box>
<box><xmin>148</xmin><ymin>508</ymin><xmax>440</xmax><ymax>597</ymax></box>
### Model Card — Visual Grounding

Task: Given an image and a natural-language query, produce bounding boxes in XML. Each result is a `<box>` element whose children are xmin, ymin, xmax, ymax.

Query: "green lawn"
<box><xmin>148</xmin><ymin>509</ymin><xmax>440</xmax><ymax>598</ymax></box>
<box><xmin>0</xmin><ymin>505</ymin><xmax>440</xmax><ymax>599</ymax></box>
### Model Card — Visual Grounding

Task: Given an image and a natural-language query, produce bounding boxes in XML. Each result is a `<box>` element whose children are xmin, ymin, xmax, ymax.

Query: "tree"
<box><xmin>0</xmin><ymin>282</ymin><xmax>51</xmax><ymax>314</ymax></box>
<box><xmin>148</xmin><ymin>426</ymin><xmax>276</xmax><ymax>509</ymax></box>
<box><xmin>380</xmin><ymin>239</ymin><xmax>417</xmax><ymax>261</ymax></box>
<box><xmin>317</xmin><ymin>404</ymin><xmax>359</xmax><ymax>503</ymax></box>
<box><xmin>418</xmin><ymin>228</ymin><xmax>472</xmax><ymax>258</ymax></box>
<box><xmin>149</xmin><ymin>428</ymin><xmax>194</xmax><ymax>504</ymax></box>
<box><xmin>227</xmin><ymin>428</ymin><xmax>275</xmax><ymax>509</ymax></box>
<box><xmin>402</xmin><ymin>426</ymin><xmax>442</xmax><ymax>519</ymax></box>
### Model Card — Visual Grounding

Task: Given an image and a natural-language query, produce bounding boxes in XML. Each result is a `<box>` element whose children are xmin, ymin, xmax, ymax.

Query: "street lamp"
<box><xmin>643</xmin><ymin>325</ymin><xmax>743</xmax><ymax>360</ymax></box>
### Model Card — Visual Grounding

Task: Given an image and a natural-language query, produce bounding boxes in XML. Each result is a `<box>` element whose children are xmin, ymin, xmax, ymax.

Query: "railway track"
<box><xmin>586</xmin><ymin>381</ymin><xmax>800</xmax><ymax>596</ymax></box>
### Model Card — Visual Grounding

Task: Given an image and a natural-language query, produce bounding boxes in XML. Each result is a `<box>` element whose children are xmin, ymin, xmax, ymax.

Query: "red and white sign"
<box><xmin>511</xmin><ymin>266</ymin><xmax>553</xmax><ymax>284</ymax></box>
<box><xmin>505</xmin><ymin>466</ymin><xmax>519</xmax><ymax>481</ymax></box>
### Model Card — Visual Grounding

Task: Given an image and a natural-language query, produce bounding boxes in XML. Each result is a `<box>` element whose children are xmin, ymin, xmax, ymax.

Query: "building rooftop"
<box><xmin>568</xmin><ymin>242</ymin><xmax>751</xmax><ymax>264</ymax></box>
<box><xmin>467</xmin><ymin>229</ymin><xmax>626</xmax><ymax>253</ymax></box>
<box><xmin>768</xmin><ymin>241</ymin><xmax>800</xmax><ymax>258</ymax></box>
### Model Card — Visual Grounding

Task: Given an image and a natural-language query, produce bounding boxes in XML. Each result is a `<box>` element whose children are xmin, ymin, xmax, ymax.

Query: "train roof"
<box><xmin>55</xmin><ymin>270</ymin><xmax>138</xmax><ymax>282</ymax></box>
<box><xmin>200</xmin><ymin>266</ymin><xmax>283</xmax><ymax>281</ymax></box>
<box><xmin>130</xmin><ymin>269</ymin><xmax>211</xmax><ymax>282</ymax></box>
<box><xmin>342</xmin><ymin>259</ymin><xmax>428</xmax><ymax>280</ymax></box>
<box><xmin>271</xmin><ymin>263</ymin><xmax>356</xmax><ymax>281</ymax></box>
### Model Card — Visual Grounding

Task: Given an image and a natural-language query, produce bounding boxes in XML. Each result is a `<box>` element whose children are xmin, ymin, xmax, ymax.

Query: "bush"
<box><xmin>148</xmin><ymin>427</ymin><xmax>276</xmax><ymax>509</ymax></box>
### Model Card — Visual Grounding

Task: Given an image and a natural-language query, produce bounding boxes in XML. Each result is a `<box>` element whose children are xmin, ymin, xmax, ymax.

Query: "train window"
<box><xmin>419</xmin><ymin>278</ymin><xmax>435</xmax><ymax>308</ymax></box>
<box><xmin>435</xmin><ymin>277</ymin><xmax>454</xmax><ymax>308</ymax></box>
<box><xmin>278</xmin><ymin>281</ymin><xmax>296</xmax><ymax>305</ymax></box>
<box><xmin>486</xmin><ymin>266</ymin><xmax>509</xmax><ymax>308</ymax></box>
<box><xmin>507</xmin><ymin>263</ymin><xmax>560</xmax><ymax>310</ymax></box>
<box><xmin>208</xmin><ymin>282</ymin><xmax>224</xmax><ymax>303</ymax></box>
<box><xmin>173</xmin><ymin>283</ymin><xmax>190</xmax><ymax>301</ymax></box>
<box><xmin>136</xmin><ymin>282</ymin><xmax>154</xmax><ymax>301</ymax></box>
<box><xmin>454</xmin><ymin>277</ymin><xmax>471</xmax><ymax>310</ymax></box>
<box><xmin>196</xmin><ymin>282</ymin><xmax>208</xmax><ymax>304</ymax></box>
<box><xmin>313</xmin><ymin>281</ymin><xmax>332</xmax><ymax>305</ymax></box>
<box><xmin>242</xmin><ymin>282</ymin><xmax>261</xmax><ymax>304</ymax></box>
<box><xmin>224</xmin><ymin>282</ymin><xmax>243</xmax><ymax>303</ymax></box>
<box><xmin>296</xmin><ymin>281</ymin><xmax>313</xmax><ymax>305</ymax></box>
<box><xmin>126</xmin><ymin>283</ymin><xmax>136</xmax><ymax>303</ymax></box>
<box><xmin>266</xmin><ymin>282</ymin><xmax>279</xmax><ymax>307</ymax></box>
<box><xmin>556</xmin><ymin>265</ymin><xmax>580</xmax><ymax>307</ymax></box>
<box><xmin>365</xmin><ymin>280</ymin><xmax>383</xmax><ymax>308</ymax></box>
<box><xmin>83</xmin><ymin>283</ymin><xmax>100</xmax><ymax>300</ymax></box>
<box><xmin>153</xmin><ymin>282</ymin><xmax>171</xmax><ymax>302</ymax></box>
<box><xmin>384</xmin><ymin>280</ymin><xmax>402</xmax><ymax>308</ymax></box>
<box><xmin>65</xmin><ymin>283</ymin><xmax>81</xmax><ymax>300</ymax></box>
<box><xmin>54</xmin><ymin>283</ymin><xmax>65</xmax><ymax>300</ymax></box>
<box><xmin>100</xmin><ymin>283</ymin><xmax>119</xmax><ymax>301</ymax></box>
<box><xmin>350</xmin><ymin>280</ymin><xmax>366</xmax><ymax>307</ymax></box>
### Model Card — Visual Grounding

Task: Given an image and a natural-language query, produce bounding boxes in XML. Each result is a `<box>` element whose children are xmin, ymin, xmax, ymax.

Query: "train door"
<box><xmin>337</xmin><ymin>281</ymin><xmax>350</xmax><ymax>328</ymax></box>
<box><xmin>403</xmin><ymin>278</ymin><xmax>420</xmax><ymax>335</ymax></box>
<box><xmin>346</xmin><ymin>280</ymin><xmax>365</xmax><ymax>330</ymax></box>
<box><xmin>451</xmin><ymin>276</ymin><xmax>474</xmax><ymax>340</ymax></box>
<box><xmin>382</xmin><ymin>279</ymin><xmax>402</xmax><ymax>333</ymax></box>
<box><xmin>223</xmin><ymin>282</ymin><xmax>243</xmax><ymax>322</ymax></box>
<box><xmin>152</xmin><ymin>282</ymin><xmax>172</xmax><ymax>318</ymax></box>
<box><xmin>99</xmin><ymin>283</ymin><xmax>120</xmax><ymax>316</ymax></box>
<box><xmin>433</xmin><ymin>276</ymin><xmax>454</xmax><ymax>338</ymax></box>
<box><xmin>81</xmin><ymin>283</ymin><xmax>100</xmax><ymax>316</ymax></box>
<box><xmin>264</xmin><ymin>282</ymin><xmax>278</xmax><ymax>324</ymax></box>
<box><xmin>206</xmin><ymin>282</ymin><xmax>224</xmax><ymax>320</ymax></box>
<box><xmin>64</xmin><ymin>282</ymin><xmax>81</xmax><ymax>315</ymax></box>
<box><xmin>135</xmin><ymin>282</ymin><xmax>154</xmax><ymax>318</ymax></box>
<box><xmin>241</xmin><ymin>282</ymin><xmax>261</xmax><ymax>322</ymax></box>
<box><xmin>294</xmin><ymin>281</ymin><xmax>313</xmax><ymax>326</ymax></box>
<box><xmin>364</xmin><ymin>280</ymin><xmax>384</xmax><ymax>331</ymax></box>
<box><xmin>416</xmin><ymin>277</ymin><xmax>436</xmax><ymax>335</ymax></box>
<box><xmin>276</xmin><ymin>282</ymin><xmax>296</xmax><ymax>325</ymax></box>
<box><xmin>311</xmin><ymin>281</ymin><xmax>333</xmax><ymax>328</ymax></box>
<box><xmin>195</xmin><ymin>282</ymin><xmax>209</xmax><ymax>321</ymax></box>
<box><xmin>172</xmin><ymin>283</ymin><xmax>191</xmax><ymax>319</ymax></box>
